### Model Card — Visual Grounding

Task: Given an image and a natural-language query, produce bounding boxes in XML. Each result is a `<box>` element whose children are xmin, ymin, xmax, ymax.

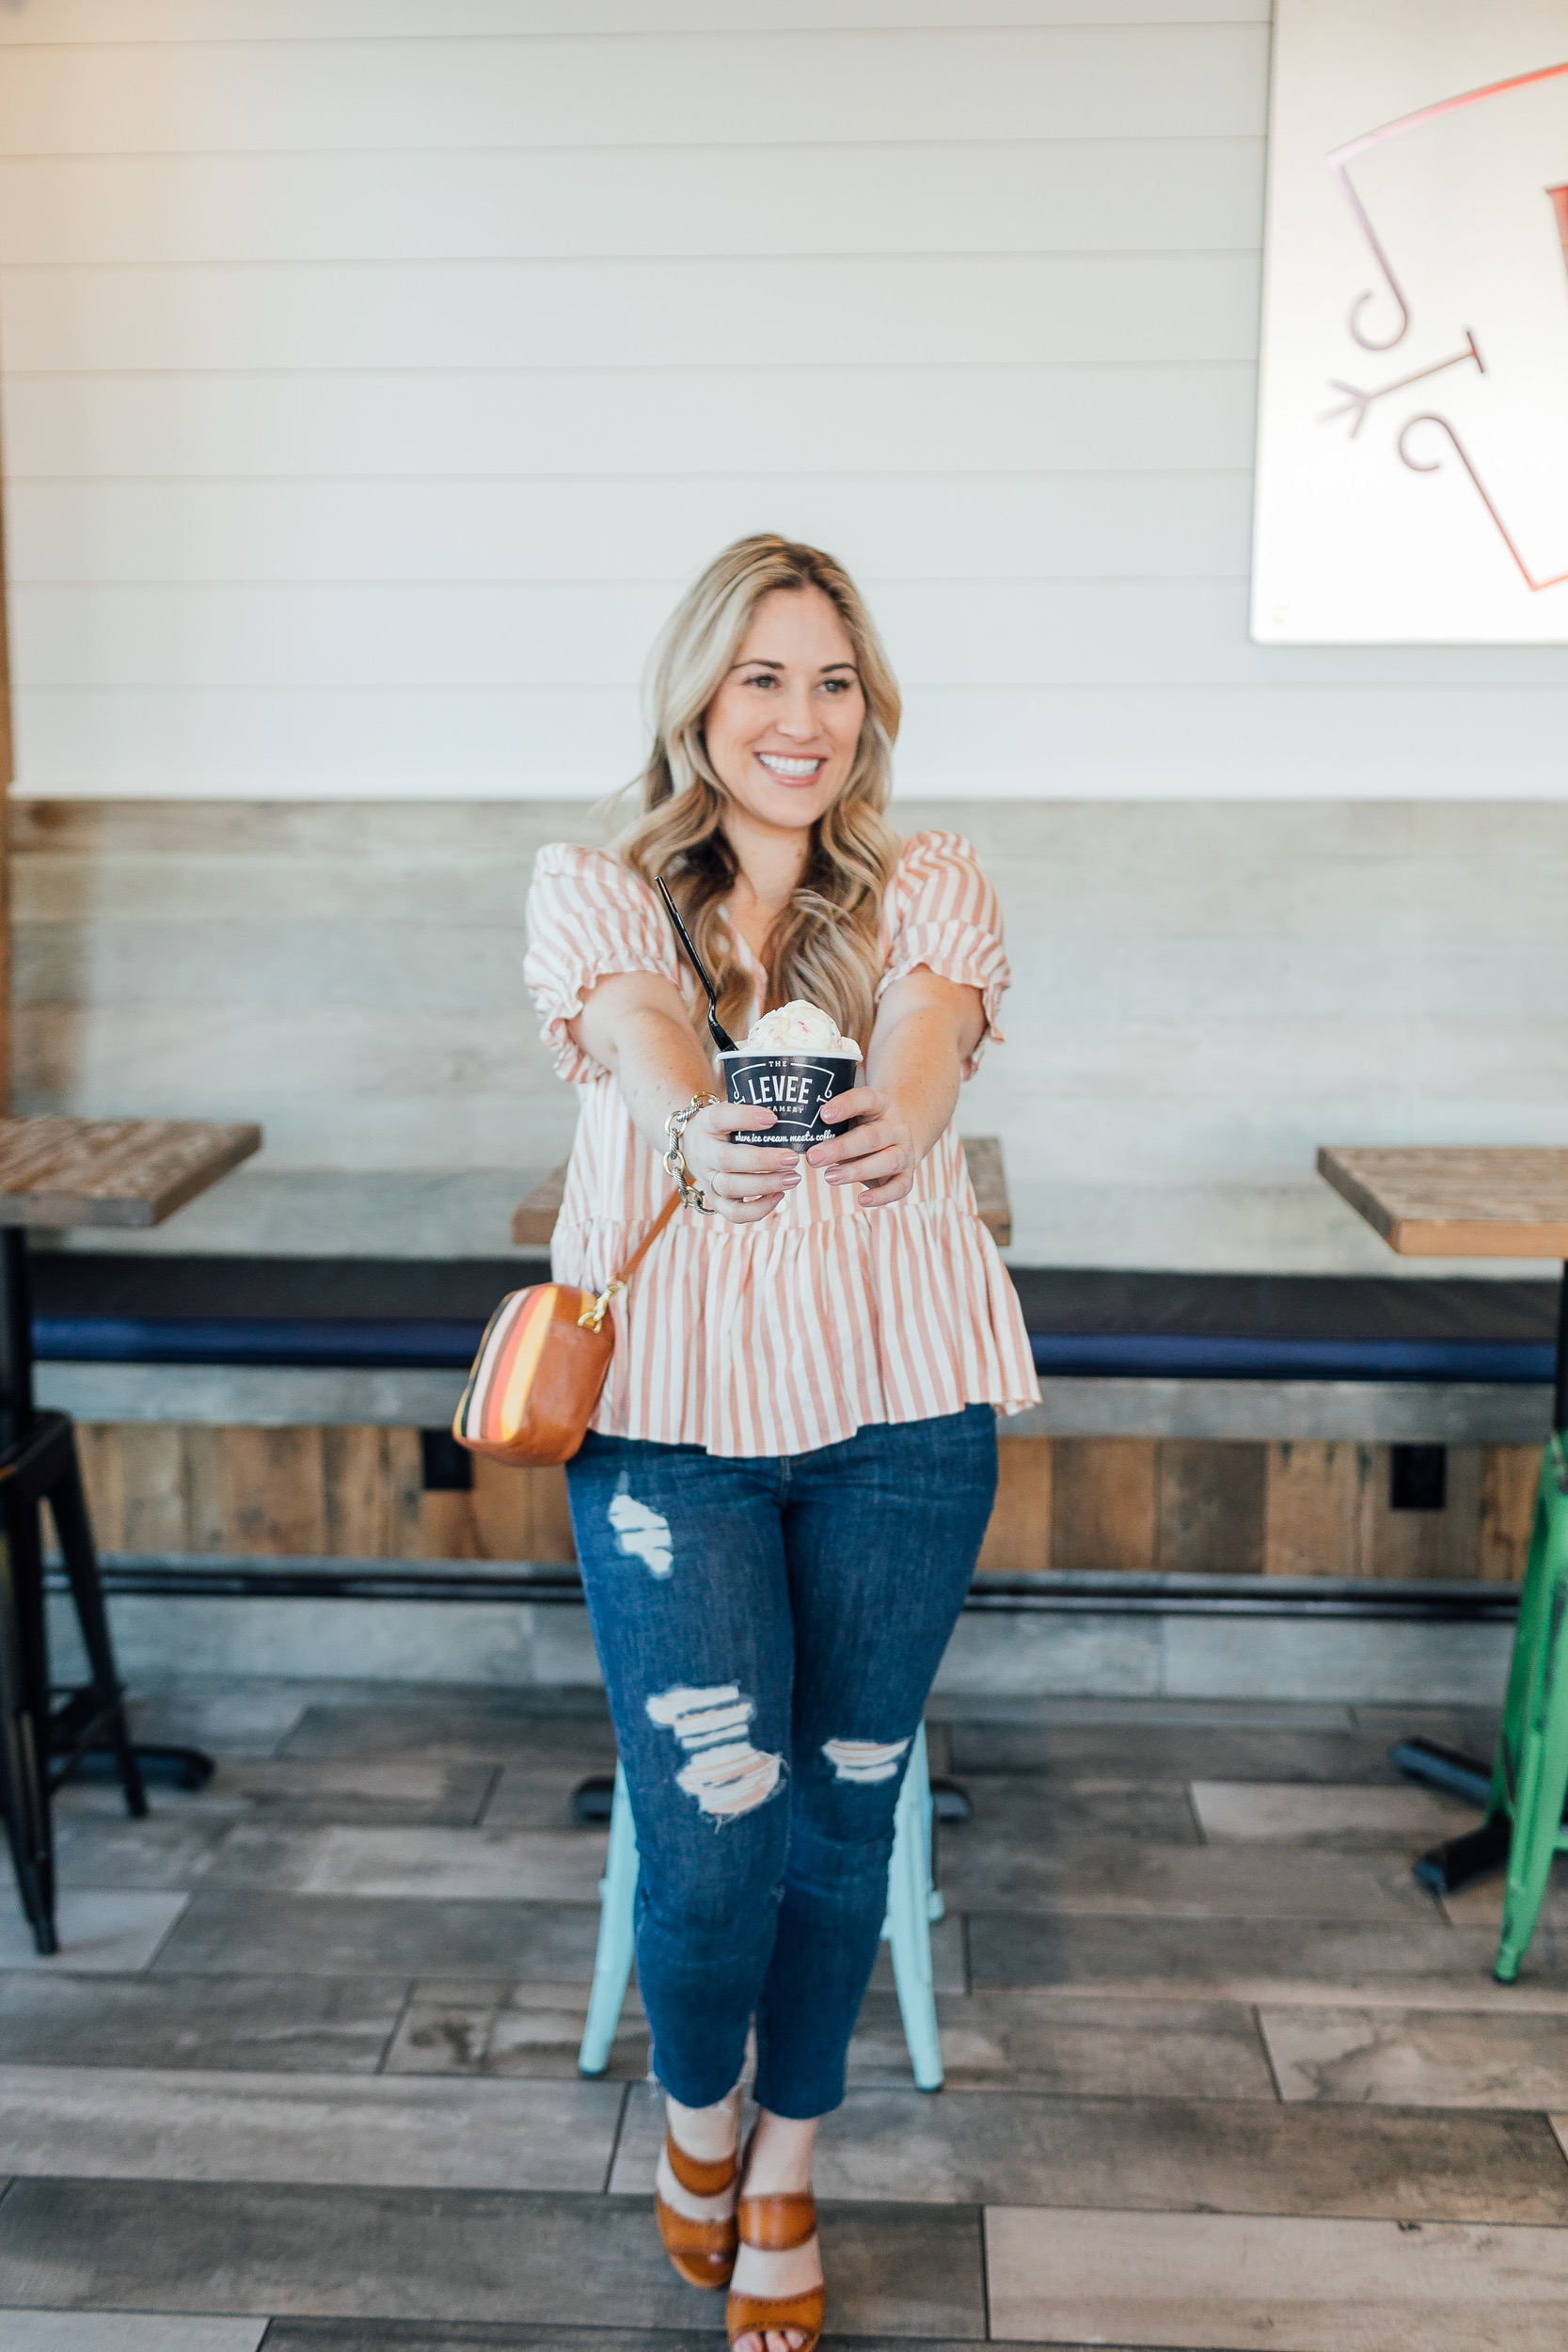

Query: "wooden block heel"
<box><xmin>656</xmin><ymin>2130</ymin><xmax>740</xmax><ymax>2291</ymax></box>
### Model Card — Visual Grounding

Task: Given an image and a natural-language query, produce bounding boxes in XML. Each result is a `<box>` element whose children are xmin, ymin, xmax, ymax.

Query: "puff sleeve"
<box><xmin>877</xmin><ymin>830</ymin><xmax>1010</xmax><ymax>1075</ymax></box>
<box><xmin>525</xmin><ymin>843</ymin><xmax>681</xmax><ymax>1085</ymax></box>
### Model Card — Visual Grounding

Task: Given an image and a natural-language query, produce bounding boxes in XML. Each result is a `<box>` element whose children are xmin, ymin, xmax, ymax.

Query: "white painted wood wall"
<box><xmin>4</xmin><ymin>0</ymin><xmax>1565</xmax><ymax>801</ymax></box>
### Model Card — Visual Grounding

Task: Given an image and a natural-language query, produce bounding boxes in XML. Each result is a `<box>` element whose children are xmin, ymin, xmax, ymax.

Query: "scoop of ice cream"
<box><xmin>740</xmin><ymin>998</ymin><xmax>863</xmax><ymax>1060</ymax></box>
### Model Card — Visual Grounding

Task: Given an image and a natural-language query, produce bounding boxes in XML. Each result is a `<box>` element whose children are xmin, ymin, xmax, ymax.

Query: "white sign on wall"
<box><xmin>1253</xmin><ymin>1</ymin><xmax>1568</xmax><ymax>643</ymax></box>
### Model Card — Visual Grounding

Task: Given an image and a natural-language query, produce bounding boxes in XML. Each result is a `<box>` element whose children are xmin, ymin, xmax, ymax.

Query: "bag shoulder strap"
<box><xmin>578</xmin><ymin>1190</ymin><xmax>682</xmax><ymax>1335</ymax></box>
<box><xmin>612</xmin><ymin>1189</ymin><xmax>683</xmax><ymax>1288</ymax></box>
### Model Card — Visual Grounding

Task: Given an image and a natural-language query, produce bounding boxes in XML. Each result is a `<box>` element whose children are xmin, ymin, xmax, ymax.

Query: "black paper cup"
<box><xmin>721</xmin><ymin>1050</ymin><xmax>862</xmax><ymax>1150</ymax></box>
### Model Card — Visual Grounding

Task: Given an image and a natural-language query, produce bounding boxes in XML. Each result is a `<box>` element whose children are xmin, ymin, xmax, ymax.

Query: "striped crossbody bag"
<box><xmin>451</xmin><ymin>1192</ymin><xmax>682</xmax><ymax>1467</ymax></box>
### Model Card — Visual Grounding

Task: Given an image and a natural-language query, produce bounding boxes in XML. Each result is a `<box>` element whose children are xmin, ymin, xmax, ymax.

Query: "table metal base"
<box><xmin>1391</xmin><ymin>1737</ymin><xmax>1512</xmax><ymax>1893</ymax></box>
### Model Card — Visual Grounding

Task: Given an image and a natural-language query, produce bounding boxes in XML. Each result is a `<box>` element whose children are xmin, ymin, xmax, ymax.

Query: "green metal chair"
<box><xmin>1487</xmin><ymin>1433</ymin><xmax>1568</xmax><ymax>1981</ymax></box>
<box><xmin>1418</xmin><ymin>1421</ymin><xmax>1568</xmax><ymax>1980</ymax></box>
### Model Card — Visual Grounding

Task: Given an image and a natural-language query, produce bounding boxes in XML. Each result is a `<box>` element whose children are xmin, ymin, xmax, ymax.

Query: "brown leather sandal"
<box><xmin>726</xmin><ymin>2183</ymin><xmax>825</xmax><ymax>2352</ymax></box>
<box><xmin>656</xmin><ymin>2130</ymin><xmax>741</xmax><ymax>2290</ymax></box>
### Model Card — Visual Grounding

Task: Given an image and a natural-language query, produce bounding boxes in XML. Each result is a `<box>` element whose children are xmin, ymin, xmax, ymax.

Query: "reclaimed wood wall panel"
<box><xmin>420</xmin><ymin>1457</ymin><xmax>574</xmax><ymax>1565</ymax></box>
<box><xmin>515</xmin><ymin>1461</ymin><xmax>577</xmax><ymax>1565</ymax></box>
<box><xmin>323</xmin><ymin>1425</ymin><xmax>424</xmax><ymax>1559</ymax></box>
<box><xmin>63</xmin><ymin>1422</ymin><xmax>1529</xmax><ymax>1584</ymax></box>
<box><xmin>220</xmin><ymin>1427</ymin><xmax>327</xmax><ymax>1556</ymax></box>
<box><xmin>1050</xmin><ymin>1438</ymin><xmax>1158</xmax><ymax>1576</ymax></box>
<box><xmin>182</xmin><ymin>1424</ymin><xmax>229</xmax><ymax>1553</ymax></box>
<box><xmin>418</xmin><ymin>1487</ymin><xmax>481</xmax><ymax>1563</ymax></box>
<box><xmin>1479</xmin><ymin>1446</ymin><xmax>1543</xmax><ymax>1584</ymax></box>
<box><xmin>1157</xmin><ymin>1439</ymin><xmax>1265</xmax><ymax>1576</ymax></box>
<box><xmin>976</xmin><ymin>1437</ymin><xmax>1051</xmax><ymax>1574</ymax></box>
<box><xmin>73</xmin><ymin>1422</ymin><xmax>423</xmax><ymax>1559</ymax></box>
<box><xmin>1263</xmin><ymin>1441</ymin><xmax>1371</xmax><ymax>1579</ymax></box>
<box><xmin>117</xmin><ymin>1422</ymin><xmax>187</xmax><ymax>1554</ymax></box>
<box><xmin>1359</xmin><ymin>1446</ymin><xmax>1482</xmax><ymax>1583</ymax></box>
<box><xmin>71</xmin><ymin>1421</ymin><xmax>124</xmax><ymax>1551</ymax></box>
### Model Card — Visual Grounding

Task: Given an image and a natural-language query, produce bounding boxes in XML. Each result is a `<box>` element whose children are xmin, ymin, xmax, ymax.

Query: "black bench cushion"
<box><xmin>27</xmin><ymin>1255</ymin><xmax>1561</xmax><ymax>1385</ymax></box>
<box><xmin>31</xmin><ymin>1254</ymin><xmax>551</xmax><ymax>1371</ymax></box>
<box><xmin>1008</xmin><ymin>1269</ymin><xmax>1559</xmax><ymax>1384</ymax></box>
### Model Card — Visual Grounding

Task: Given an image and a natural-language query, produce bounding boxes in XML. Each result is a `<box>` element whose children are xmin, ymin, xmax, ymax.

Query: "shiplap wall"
<box><xmin>3</xmin><ymin>0</ymin><xmax>1567</xmax><ymax>800</ymax></box>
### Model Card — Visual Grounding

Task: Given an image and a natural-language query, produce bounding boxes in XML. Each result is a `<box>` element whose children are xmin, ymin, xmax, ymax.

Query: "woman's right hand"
<box><xmin>678</xmin><ymin>1100</ymin><xmax>800</xmax><ymax>1222</ymax></box>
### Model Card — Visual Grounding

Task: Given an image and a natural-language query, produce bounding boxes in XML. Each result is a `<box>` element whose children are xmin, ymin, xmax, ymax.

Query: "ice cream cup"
<box><xmin>721</xmin><ymin>1050</ymin><xmax>862</xmax><ymax>1151</ymax></box>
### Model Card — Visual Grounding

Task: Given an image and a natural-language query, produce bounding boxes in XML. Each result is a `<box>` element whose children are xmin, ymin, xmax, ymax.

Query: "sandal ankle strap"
<box><xmin>737</xmin><ymin>2189</ymin><xmax>817</xmax><ymax>2251</ymax></box>
<box><xmin>665</xmin><ymin>2131</ymin><xmax>739</xmax><ymax>2199</ymax></box>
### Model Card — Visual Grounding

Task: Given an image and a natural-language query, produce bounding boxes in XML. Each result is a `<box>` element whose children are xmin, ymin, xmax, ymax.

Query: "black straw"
<box><xmin>656</xmin><ymin>876</ymin><xmax>738</xmax><ymax>1054</ymax></box>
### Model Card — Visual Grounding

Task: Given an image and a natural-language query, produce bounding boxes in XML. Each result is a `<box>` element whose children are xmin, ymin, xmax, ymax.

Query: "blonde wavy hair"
<box><xmin>619</xmin><ymin>534</ymin><xmax>901</xmax><ymax>1050</ymax></box>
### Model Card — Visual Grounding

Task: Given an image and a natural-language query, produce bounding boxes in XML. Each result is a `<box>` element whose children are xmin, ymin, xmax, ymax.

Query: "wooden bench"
<box><xmin>513</xmin><ymin>1134</ymin><xmax>1013</xmax><ymax>1247</ymax></box>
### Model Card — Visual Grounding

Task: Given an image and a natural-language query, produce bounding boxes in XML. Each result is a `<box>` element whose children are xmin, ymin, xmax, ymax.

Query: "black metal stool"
<box><xmin>0</xmin><ymin>1231</ymin><xmax>153</xmax><ymax>1952</ymax></box>
<box><xmin>0</xmin><ymin>1117</ymin><xmax>261</xmax><ymax>1955</ymax></box>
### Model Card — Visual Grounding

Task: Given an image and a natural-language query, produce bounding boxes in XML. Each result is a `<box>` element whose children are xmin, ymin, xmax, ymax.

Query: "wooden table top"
<box><xmin>1318</xmin><ymin>1146</ymin><xmax>1568</xmax><ymax>1259</ymax></box>
<box><xmin>0</xmin><ymin>1117</ymin><xmax>262</xmax><ymax>1229</ymax></box>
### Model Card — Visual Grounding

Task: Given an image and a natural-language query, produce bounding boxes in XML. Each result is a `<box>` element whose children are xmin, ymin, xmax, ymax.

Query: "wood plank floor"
<box><xmin>2</xmin><ymin>1679</ymin><xmax>1567</xmax><ymax>2349</ymax></box>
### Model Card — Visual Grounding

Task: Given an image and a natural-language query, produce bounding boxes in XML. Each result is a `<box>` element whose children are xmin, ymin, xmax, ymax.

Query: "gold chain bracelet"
<box><xmin>663</xmin><ymin>1092</ymin><xmax>721</xmax><ymax>1213</ymax></box>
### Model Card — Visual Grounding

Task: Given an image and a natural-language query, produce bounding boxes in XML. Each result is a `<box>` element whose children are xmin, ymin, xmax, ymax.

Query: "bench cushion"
<box><xmin>1008</xmin><ymin>1268</ymin><xmax>1558</xmax><ymax>1385</ymax></box>
<box><xmin>30</xmin><ymin>1256</ymin><xmax>1562</xmax><ymax>1386</ymax></box>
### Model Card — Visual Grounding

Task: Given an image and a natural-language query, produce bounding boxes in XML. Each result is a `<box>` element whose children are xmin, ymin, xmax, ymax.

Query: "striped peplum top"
<box><xmin>524</xmin><ymin>829</ymin><xmax>1039</xmax><ymax>1458</ymax></box>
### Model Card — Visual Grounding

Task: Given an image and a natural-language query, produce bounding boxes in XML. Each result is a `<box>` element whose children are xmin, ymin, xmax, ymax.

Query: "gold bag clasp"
<box><xmin>578</xmin><ymin>1279</ymin><xmax>624</xmax><ymax>1335</ymax></box>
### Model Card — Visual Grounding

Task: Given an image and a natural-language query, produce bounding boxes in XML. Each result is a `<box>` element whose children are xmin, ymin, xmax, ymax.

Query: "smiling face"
<box><xmin>701</xmin><ymin>585</ymin><xmax>866</xmax><ymax>838</ymax></box>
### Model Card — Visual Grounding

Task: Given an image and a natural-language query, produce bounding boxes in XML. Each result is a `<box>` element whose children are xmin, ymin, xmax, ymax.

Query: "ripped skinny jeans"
<box><xmin>565</xmin><ymin>1406</ymin><xmax>997</xmax><ymax>2120</ymax></box>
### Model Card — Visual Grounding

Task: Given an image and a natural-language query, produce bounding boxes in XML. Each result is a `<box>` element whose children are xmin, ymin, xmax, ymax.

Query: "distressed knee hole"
<box><xmin>822</xmin><ymin>1735</ymin><xmax>911</xmax><ymax>1786</ymax></box>
<box><xmin>646</xmin><ymin>1683</ymin><xmax>784</xmax><ymax>1822</ymax></box>
<box><xmin>608</xmin><ymin>1481</ymin><xmax>673</xmax><ymax>1579</ymax></box>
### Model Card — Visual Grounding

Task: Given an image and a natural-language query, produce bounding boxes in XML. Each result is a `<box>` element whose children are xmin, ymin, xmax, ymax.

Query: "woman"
<box><xmin>525</xmin><ymin>535</ymin><xmax>1036</xmax><ymax>2352</ymax></box>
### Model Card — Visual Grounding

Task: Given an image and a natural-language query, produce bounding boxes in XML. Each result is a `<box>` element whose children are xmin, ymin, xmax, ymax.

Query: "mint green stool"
<box><xmin>578</xmin><ymin>1722</ymin><xmax>945</xmax><ymax>2089</ymax></box>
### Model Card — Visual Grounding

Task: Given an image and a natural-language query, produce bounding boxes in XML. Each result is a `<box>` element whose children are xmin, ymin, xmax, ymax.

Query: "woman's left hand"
<box><xmin>805</xmin><ymin>1087</ymin><xmax>917</xmax><ymax>1208</ymax></box>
